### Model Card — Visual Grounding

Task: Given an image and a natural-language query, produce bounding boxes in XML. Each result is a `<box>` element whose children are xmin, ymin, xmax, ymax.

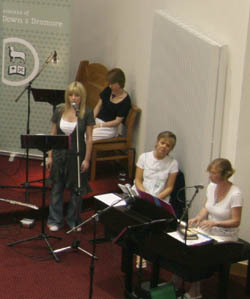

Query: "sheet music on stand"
<box><xmin>173</xmin><ymin>221</ymin><xmax>225</xmax><ymax>245</ymax></box>
<box><xmin>167</xmin><ymin>230</ymin><xmax>213</xmax><ymax>246</ymax></box>
<box><xmin>94</xmin><ymin>193</ymin><xmax>127</xmax><ymax>207</ymax></box>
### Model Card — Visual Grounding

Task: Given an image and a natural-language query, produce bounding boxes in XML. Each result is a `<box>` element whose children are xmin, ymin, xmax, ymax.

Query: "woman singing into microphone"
<box><xmin>46</xmin><ymin>81</ymin><xmax>95</xmax><ymax>232</ymax></box>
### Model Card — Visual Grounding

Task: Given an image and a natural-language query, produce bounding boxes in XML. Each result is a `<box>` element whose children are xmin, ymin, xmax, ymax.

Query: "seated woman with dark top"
<box><xmin>93</xmin><ymin>68</ymin><xmax>131</xmax><ymax>141</ymax></box>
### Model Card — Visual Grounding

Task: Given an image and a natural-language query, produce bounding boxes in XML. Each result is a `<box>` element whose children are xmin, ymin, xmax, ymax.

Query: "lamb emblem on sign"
<box><xmin>8</xmin><ymin>46</ymin><xmax>26</xmax><ymax>63</ymax></box>
<box><xmin>8</xmin><ymin>46</ymin><xmax>26</xmax><ymax>76</ymax></box>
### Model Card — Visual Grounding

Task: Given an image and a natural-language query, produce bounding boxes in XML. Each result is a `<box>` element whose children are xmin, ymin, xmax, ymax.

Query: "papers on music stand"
<box><xmin>167</xmin><ymin>230</ymin><xmax>213</xmax><ymax>246</ymax></box>
<box><xmin>194</xmin><ymin>227</ymin><xmax>225</xmax><ymax>243</ymax></box>
<box><xmin>176</xmin><ymin>221</ymin><xmax>225</xmax><ymax>243</ymax></box>
<box><xmin>94</xmin><ymin>193</ymin><xmax>126</xmax><ymax>207</ymax></box>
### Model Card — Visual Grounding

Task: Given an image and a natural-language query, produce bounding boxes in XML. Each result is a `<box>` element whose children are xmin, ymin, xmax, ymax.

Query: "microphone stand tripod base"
<box><xmin>8</xmin><ymin>232</ymin><xmax>62</xmax><ymax>262</ymax></box>
<box><xmin>54</xmin><ymin>239</ymin><xmax>98</xmax><ymax>259</ymax></box>
<box><xmin>6</xmin><ymin>141</ymin><xmax>68</xmax><ymax>263</ymax></box>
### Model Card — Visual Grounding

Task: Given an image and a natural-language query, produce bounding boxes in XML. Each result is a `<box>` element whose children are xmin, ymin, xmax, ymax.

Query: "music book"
<box><xmin>94</xmin><ymin>193</ymin><xmax>126</xmax><ymax>207</ymax></box>
<box><xmin>176</xmin><ymin>222</ymin><xmax>225</xmax><ymax>243</ymax></box>
<box><xmin>177</xmin><ymin>226</ymin><xmax>199</xmax><ymax>240</ymax></box>
<box><xmin>136</xmin><ymin>188</ymin><xmax>177</xmax><ymax>217</ymax></box>
<box><xmin>167</xmin><ymin>230</ymin><xmax>213</xmax><ymax>246</ymax></box>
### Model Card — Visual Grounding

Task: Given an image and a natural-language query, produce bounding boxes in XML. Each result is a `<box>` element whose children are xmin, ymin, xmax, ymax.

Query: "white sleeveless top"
<box><xmin>60</xmin><ymin>118</ymin><xmax>76</xmax><ymax>136</ymax></box>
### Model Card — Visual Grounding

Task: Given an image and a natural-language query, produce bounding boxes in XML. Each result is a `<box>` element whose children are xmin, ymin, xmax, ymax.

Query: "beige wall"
<box><xmin>163</xmin><ymin>1</ymin><xmax>250</xmax><ymax>241</ymax></box>
<box><xmin>234</xmin><ymin>15</ymin><xmax>250</xmax><ymax>241</ymax></box>
<box><xmin>71</xmin><ymin>0</ymin><xmax>169</xmax><ymax>155</ymax></box>
<box><xmin>71</xmin><ymin>0</ymin><xmax>250</xmax><ymax>241</ymax></box>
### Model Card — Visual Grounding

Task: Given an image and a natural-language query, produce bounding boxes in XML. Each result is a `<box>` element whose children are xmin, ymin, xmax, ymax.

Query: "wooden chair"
<box><xmin>74</xmin><ymin>60</ymin><xmax>141</xmax><ymax>181</ymax></box>
<box><xmin>90</xmin><ymin>104</ymin><xmax>141</xmax><ymax>181</ymax></box>
<box><xmin>75</xmin><ymin>60</ymin><xmax>108</xmax><ymax>109</ymax></box>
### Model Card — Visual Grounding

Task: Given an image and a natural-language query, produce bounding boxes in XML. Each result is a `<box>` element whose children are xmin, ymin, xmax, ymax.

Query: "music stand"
<box><xmin>14</xmin><ymin>52</ymin><xmax>57</xmax><ymax>203</ymax></box>
<box><xmin>20</xmin><ymin>89</ymin><xmax>65</xmax><ymax>186</ymax></box>
<box><xmin>178</xmin><ymin>187</ymin><xmax>201</xmax><ymax>245</ymax></box>
<box><xmin>66</xmin><ymin>195</ymin><xmax>126</xmax><ymax>299</ymax></box>
<box><xmin>31</xmin><ymin>88</ymin><xmax>65</xmax><ymax>114</ymax></box>
<box><xmin>114</xmin><ymin>219</ymin><xmax>170</xmax><ymax>297</ymax></box>
<box><xmin>8</xmin><ymin>134</ymin><xmax>69</xmax><ymax>262</ymax></box>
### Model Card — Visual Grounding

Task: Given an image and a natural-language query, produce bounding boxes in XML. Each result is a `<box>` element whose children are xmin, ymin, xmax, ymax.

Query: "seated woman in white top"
<box><xmin>189</xmin><ymin>158</ymin><xmax>243</xmax><ymax>241</ymax></box>
<box><xmin>134</xmin><ymin>130</ymin><xmax>179</xmax><ymax>202</ymax></box>
<box><xmin>133</xmin><ymin>130</ymin><xmax>178</xmax><ymax>269</ymax></box>
<box><xmin>186</xmin><ymin>158</ymin><xmax>243</xmax><ymax>299</ymax></box>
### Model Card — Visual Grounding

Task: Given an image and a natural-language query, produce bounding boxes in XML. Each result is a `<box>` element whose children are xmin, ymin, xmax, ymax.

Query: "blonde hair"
<box><xmin>207</xmin><ymin>158</ymin><xmax>235</xmax><ymax>180</ymax></box>
<box><xmin>157</xmin><ymin>131</ymin><xmax>176</xmax><ymax>149</ymax></box>
<box><xmin>64</xmin><ymin>81</ymin><xmax>87</xmax><ymax>118</ymax></box>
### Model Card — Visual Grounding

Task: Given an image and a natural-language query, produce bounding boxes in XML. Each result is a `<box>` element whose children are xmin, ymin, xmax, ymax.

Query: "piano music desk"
<box><xmin>94</xmin><ymin>195</ymin><xmax>250</xmax><ymax>299</ymax></box>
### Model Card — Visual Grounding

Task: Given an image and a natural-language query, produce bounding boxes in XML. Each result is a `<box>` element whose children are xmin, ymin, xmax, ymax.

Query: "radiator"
<box><xmin>145</xmin><ymin>11</ymin><xmax>227</xmax><ymax>215</ymax></box>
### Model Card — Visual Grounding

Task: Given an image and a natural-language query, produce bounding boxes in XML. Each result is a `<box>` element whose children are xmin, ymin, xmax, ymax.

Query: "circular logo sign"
<box><xmin>2</xmin><ymin>37</ymin><xmax>39</xmax><ymax>86</ymax></box>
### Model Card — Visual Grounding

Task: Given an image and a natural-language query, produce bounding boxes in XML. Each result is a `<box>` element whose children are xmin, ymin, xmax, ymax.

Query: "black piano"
<box><xmin>94</xmin><ymin>195</ymin><xmax>250</xmax><ymax>299</ymax></box>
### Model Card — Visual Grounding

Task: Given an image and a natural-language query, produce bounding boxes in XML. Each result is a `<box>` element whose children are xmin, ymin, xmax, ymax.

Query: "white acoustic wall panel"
<box><xmin>145</xmin><ymin>11</ymin><xmax>227</xmax><ymax>215</ymax></box>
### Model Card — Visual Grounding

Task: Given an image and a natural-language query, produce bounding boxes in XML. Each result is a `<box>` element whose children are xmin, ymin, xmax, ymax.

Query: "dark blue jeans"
<box><xmin>47</xmin><ymin>180</ymin><xmax>82</xmax><ymax>229</ymax></box>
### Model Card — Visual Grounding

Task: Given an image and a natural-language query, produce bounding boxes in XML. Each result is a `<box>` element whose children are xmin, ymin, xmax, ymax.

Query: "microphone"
<box><xmin>72</xmin><ymin>102</ymin><xmax>80</xmax><ymax>115</ymax></box>
<box><xmin>183</xmin><ymin>184</ymin><xmax>204</xmax><ymax>190</ymax></box>
<box><xmin>52</xmin><ymin>51</ymin><xmax>57</xmax><ymax>63</ymax></box>
<box><xmin>124</xmin><ymin>184</ymin><xmax>136</xmax><ymax>207</ymax></box>
<box><xmin>192</xmin><ymin>185</ymin><xmax>204</xmax><ymax>189</ymax></box>
<box><xmin>125</xmin><ymin>184</ymin><xmax>135</xmax><ymax>199</ymax></box>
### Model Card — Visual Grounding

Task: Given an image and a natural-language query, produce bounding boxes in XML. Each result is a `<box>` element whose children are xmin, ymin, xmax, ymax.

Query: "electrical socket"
<box><xmin>9</xmin><ymin>153</ymin><xmax>16</xmax><ymax>162</ymax></box>
<box><xmin>20</xmin><ymin>218</ymin><xmax>35</xmax><ymax>228</ymax></box>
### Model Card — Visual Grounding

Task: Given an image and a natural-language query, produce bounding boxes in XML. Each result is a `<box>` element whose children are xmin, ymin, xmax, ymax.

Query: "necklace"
<box><xmin>214</xmin><ymin>182</ymin><xmax>231</xmax><ymax>203</ymax></box>
<box><xmin>110</xmin><ymin>90</ymin><xmax>126</xmax><ymax>103</ymax></box>
<box><xmin>111</xmin><ymin>91</ymin><xmax>124</xmax><ymax>98</ymax></box>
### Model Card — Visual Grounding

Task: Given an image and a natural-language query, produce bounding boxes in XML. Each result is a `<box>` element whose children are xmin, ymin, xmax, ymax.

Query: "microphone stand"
<box><xmin>126</xmin><ymin>219</ymin><xmax>168</xmax><ymax>297</ymax></box>
<box><xmin>53</xmin><ymin>106</ymin><xmax>95</xmax><ymax>260</ymax></box>
<box><xmin>178</xmin><ymin>187</ymin><xmax>200</xmax><ymax>245</ymax></box>
<box><xmin>177</xmin><ymin>187</ymin><xmax>200</xmax><ymax>299</ymax></box>
<box><xmin>8</xmin><ymin>144</ymin><xmax>62</xmax><ymax>262</ymax></box>
<box><xmin>66</xmin><ymin>195</ymin><xmax>127</xmax><ymax>299</ymax></box>
<box><xmin>7</xmin><ymin>51</ymin><xmax>57</xmax><ymax>202</ymax></box>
